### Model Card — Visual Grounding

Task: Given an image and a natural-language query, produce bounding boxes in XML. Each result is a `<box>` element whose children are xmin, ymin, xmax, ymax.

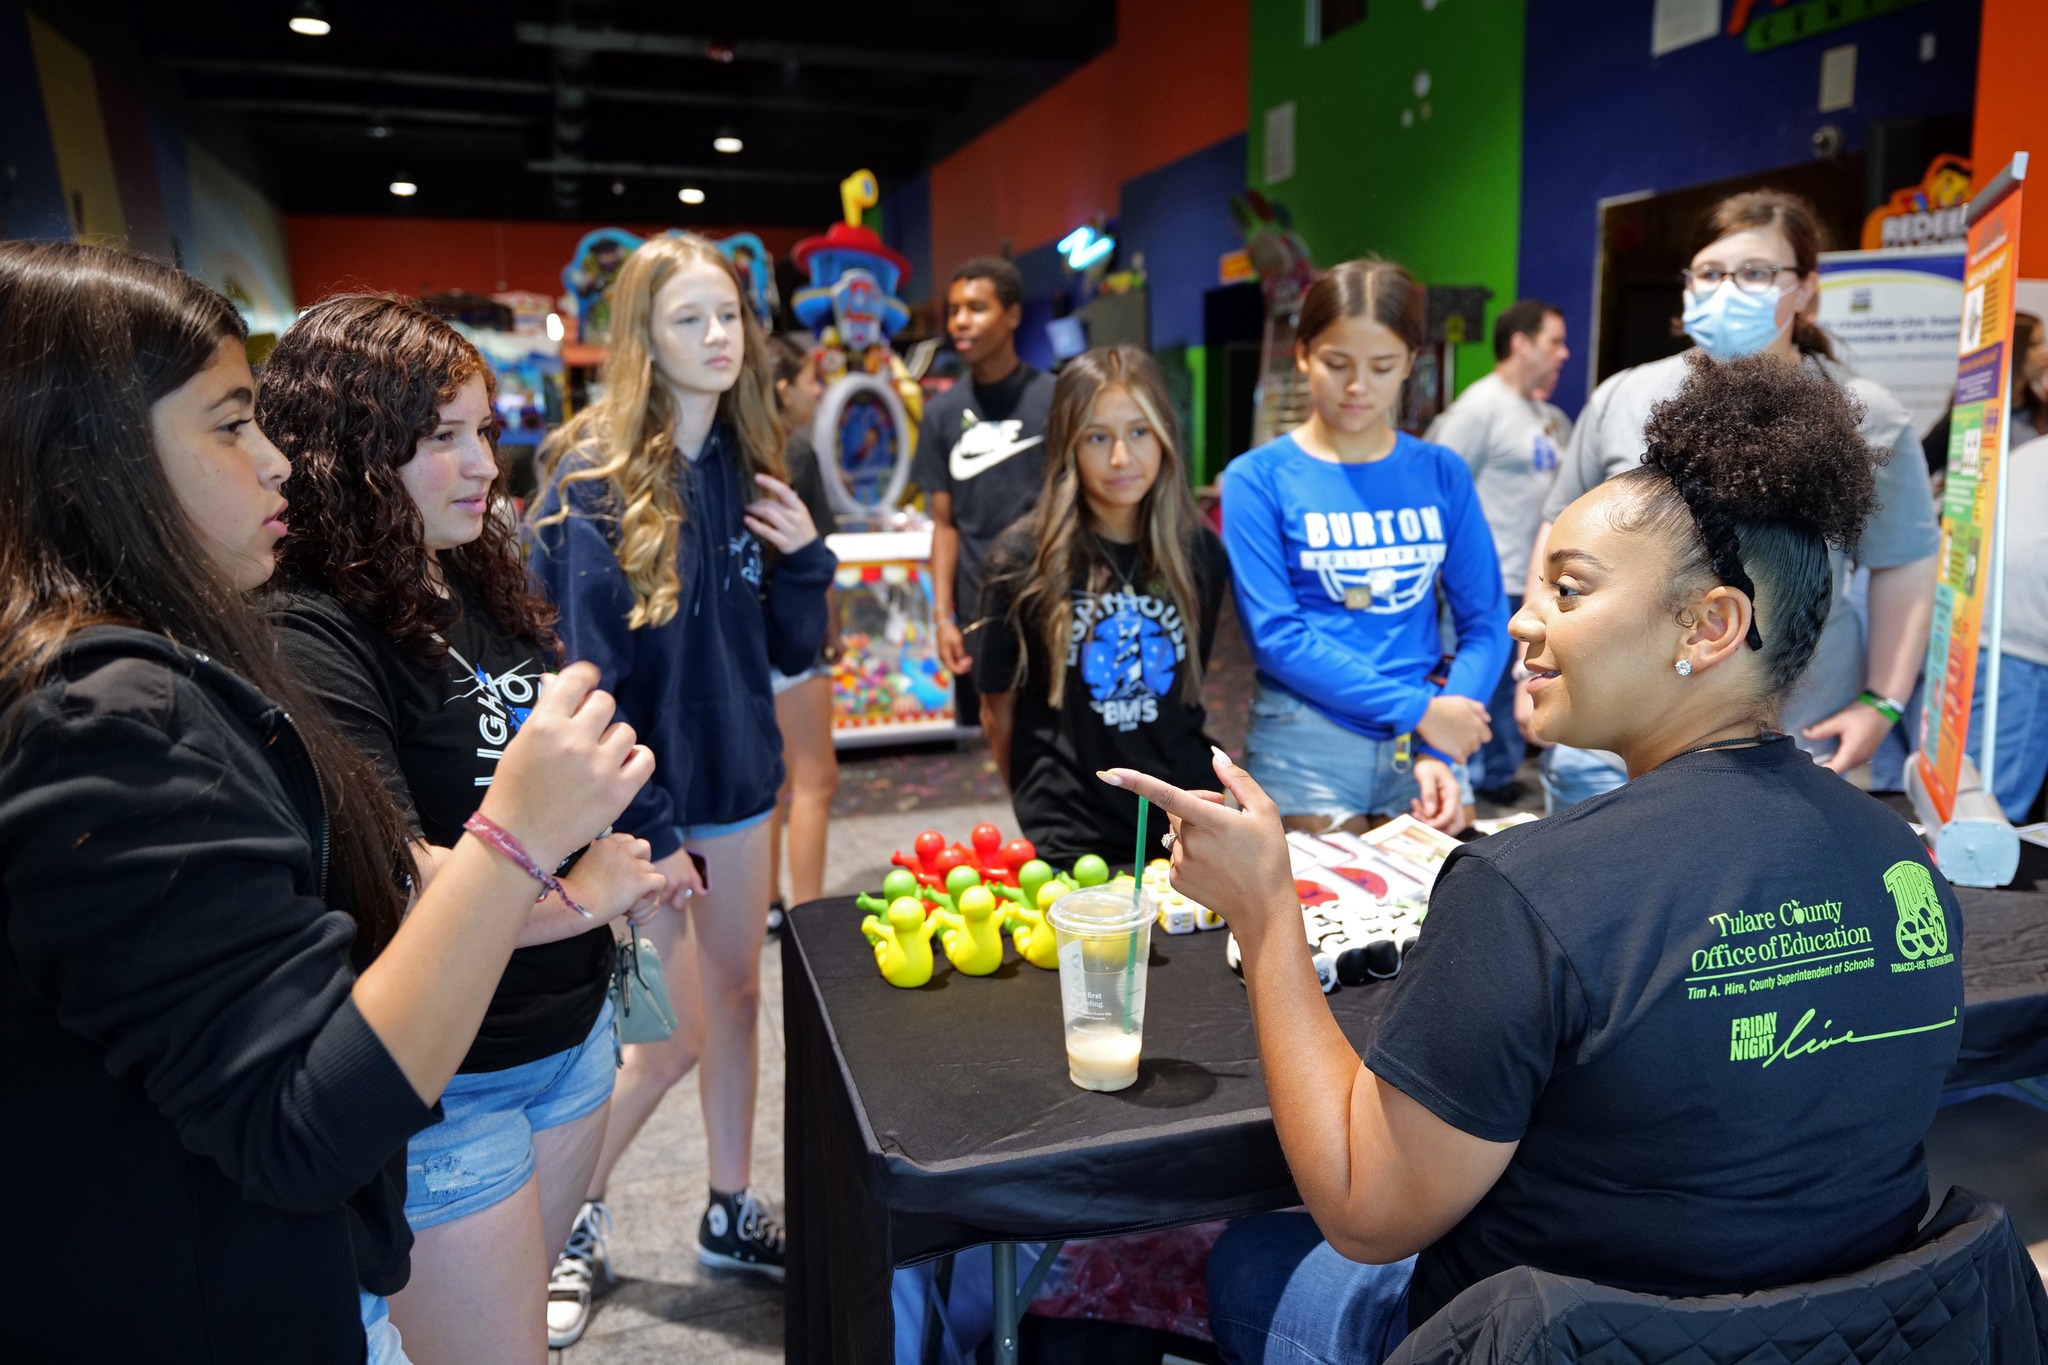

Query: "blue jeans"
<box><xmin>1208</xmin><ymin>1213</ymin><xmax>1414</xmax><ymax>1364</ymax></box>
<box><xmin>1473</xmin><ymin>597</ymin><xmax>1526</xmax><ymax>791</ymax></box>
<box><xmin>1539</xmin><ymin>743</ymin><xmax>1626</xmax><ymax>815</ymax></box>
<box><xmin>360</xmin><ymin>1289</ymin><xmax>412</xmax><ymax>1365</ymax></box>
<box><xmin>1245</xmin><ymin>684</ymin><xmax>1473</xmax><ymax>823</ymax></box>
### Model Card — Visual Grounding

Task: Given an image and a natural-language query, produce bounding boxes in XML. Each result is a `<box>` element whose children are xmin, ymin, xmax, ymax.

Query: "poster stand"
<box><xmin>1907</xmin><ymin>153</ymin><xmax>2028</xmax><ymax>888</ymax></box>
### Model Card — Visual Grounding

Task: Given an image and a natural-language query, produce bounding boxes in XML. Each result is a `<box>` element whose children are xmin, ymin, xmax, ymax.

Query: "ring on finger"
<box><xmin>1160</xmin><ymin>830</ymin><xmax>1177</xmax><ymax>851</ymax></box>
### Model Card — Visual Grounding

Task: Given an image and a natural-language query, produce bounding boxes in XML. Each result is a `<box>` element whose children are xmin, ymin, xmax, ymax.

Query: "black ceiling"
<box><xmin>109</xmin><ymin>0</ymin><xmax>1117</xmax><ymax>224</ymax></box>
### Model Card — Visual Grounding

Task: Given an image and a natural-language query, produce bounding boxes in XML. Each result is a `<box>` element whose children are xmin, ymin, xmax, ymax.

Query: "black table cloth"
<box><xmin>784</xmin><ymin>838</ymin><xmax>2048</xmax><ymax>1364</ymax></box>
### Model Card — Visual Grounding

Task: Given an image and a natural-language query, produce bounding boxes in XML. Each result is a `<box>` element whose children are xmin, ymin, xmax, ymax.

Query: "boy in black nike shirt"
<box><xmin>913</xmin><ymin>257</ymin><xmax>1057</xmax><ymax>725</ymax></box>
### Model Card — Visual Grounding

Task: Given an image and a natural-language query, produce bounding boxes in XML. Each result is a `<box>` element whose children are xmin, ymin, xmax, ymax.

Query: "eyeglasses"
<box><xmin>1679</xmin><ymin>262</ymin><xmax>1802</xmax><ymax>295</ymax></box>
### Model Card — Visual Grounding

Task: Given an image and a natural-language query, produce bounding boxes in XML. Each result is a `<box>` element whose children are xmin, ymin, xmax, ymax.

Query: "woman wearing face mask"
<box><xmin>260</xmin><ymin>296</ymin><xmax>664</xmax><ymax>1363</ymax></box>
<box><xmin>975</xmin><ymin>345</ymin><xmax>1228</xmax><ymax>863</ymax></box>
<box><xmin>1222</xmin><ymin>259</ymin><xmax>1508</xmax><ymax>835</ymax></box>
<box><xmin>0</xmin><ymin>245</ymin><xmax>656</xmax><ymax>1363</ymax></box>
<box><xmin>531</xmin><ymin>235</ymin><xmax>834</xmax><ymax>1298</ymax></box>
<box><xmin>1110</xmin><ymin>355</ymin><xmax>1962</xmax><ymax>1364</ymax></box>
<box><xmin>1522</xmin><ymin>191</ymin><xmax>1938</xmax><ymax>811</ymax></box>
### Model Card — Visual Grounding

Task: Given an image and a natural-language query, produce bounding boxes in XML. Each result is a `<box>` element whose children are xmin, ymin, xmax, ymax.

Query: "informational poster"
<box><xmin>1915</xmin><ymin>167</ymin><xmax>2025</xmax><ymax>823</ymax></box>
<box><xmin>1816</xmin><ymin>247</ymin><xmax>1966</xmax><ymax>439</ymax></box>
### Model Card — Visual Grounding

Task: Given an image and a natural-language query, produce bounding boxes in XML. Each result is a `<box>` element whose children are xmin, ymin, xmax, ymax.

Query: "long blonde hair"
<box><xmin>534</xmin><ymin>233</ymin><xmax>785</xmax><ymax>629</ymax></box>
<box><xmin>998</xmin><ymin>346</ymin><xmax>1208</xmax><ymax>708</ymax></box>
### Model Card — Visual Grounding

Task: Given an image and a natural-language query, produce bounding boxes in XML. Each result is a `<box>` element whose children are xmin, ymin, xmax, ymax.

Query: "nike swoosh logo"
<box><xmin>949</xmin><ymin>433</ymin><xmax>1044</xmax><ymax>481</ymax></box>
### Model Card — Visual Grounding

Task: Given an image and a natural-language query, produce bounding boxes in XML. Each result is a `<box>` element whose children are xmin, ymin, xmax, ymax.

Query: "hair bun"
<box><xmin>1641</xmin><ymin>352</ymin><xmax>1879</xmax><ymax>551</ymax></box>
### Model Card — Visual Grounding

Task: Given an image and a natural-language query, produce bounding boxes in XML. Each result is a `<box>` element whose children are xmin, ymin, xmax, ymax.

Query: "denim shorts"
<box><xmin>1244</xmin><ymin>683</ymin><xmax>1474</xmax><ymax>823</ymax></box>
<box><xmin>403</xmin><ymin>998</ymin><xmax>616</xmax><ymax>1232</ymax></box>
<box><xmin>360</xmin><ymin>1289</ymin><xmax>411</xmax><ymax>1365</ymax></box>
<box><xmin>675</xmin><ymin>806</ymin><xmax>775</xmax><ymax>845</ymax></box>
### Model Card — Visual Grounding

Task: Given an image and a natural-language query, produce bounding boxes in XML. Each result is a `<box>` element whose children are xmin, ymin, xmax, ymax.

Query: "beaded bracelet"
<box><xmin>463</xmin><ymin>812</ymin><xmax>593</xmax><ymax>919</ymax></box>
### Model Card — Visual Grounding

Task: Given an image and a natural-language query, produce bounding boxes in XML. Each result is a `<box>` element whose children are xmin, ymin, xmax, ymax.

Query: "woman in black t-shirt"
<box><xmin>1107</xmin><ymin>355</ymin><xmax>1966</xmax><ymax>1362</ymax></box>
<box><xmin>261</xmin><ymin>297</ymin><xmax>664</xmax><ymax>1363</ymax></box>
<box><xmin>975</xmin><ymin>345</ymin><xmax>1226</xmax><ymax>864</ymax></box>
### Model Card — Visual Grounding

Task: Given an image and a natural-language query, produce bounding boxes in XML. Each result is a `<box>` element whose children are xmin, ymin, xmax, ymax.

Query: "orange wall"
<box><xmin>927</xmin><ymin>0</ymin><xmax>1248</xmax><ymax>271</ymax></box>
<box><xmin>287</xmin><ymin>215</ymin><xmax>808</xmax><ymax>304</ymax></box>
<box><xmin>1974</xmin><ymin>0</ymin><xmax>2048</xmax><ymax>277</ymax></box>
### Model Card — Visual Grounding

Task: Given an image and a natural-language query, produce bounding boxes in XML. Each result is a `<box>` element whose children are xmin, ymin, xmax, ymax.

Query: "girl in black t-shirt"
<box><xmin>1108</xmin><ymin>355</ymin><xmax>1964</xmax><ymax>1362</ymax></box>
<box><xmin>975</xmin><ymin>345</ymin><xmax>1226</xmax><ymax>864</ymax></box>
<box><xmin>260</xmin><ymin>296</ymin><xmax>665</xmax><ymax>1362</ymax></box>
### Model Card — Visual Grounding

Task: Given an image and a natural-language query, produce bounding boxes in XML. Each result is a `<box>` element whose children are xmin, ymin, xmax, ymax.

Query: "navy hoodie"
<box><xmin>529</xmin><ymin>421</ymin><xmax>837</xmax><ymax>858</ymax></box>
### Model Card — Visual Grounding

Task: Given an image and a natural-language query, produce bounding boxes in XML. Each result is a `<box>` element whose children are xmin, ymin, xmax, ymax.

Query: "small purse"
<box><xmin>610</xmin><ymin>927</ymin><xmax>678</xmax><ymax>1055</ymax></box>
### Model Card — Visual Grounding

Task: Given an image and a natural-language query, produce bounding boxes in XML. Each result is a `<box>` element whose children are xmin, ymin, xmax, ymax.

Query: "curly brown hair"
<box><xmin>260</xmin><ymin>295</ymin><xmax>561</xmax><ymax>666</ymax></box>
<box><xmin>1615</xmin><ymin>352</ymin><xmax>1880</xmax><ymax>701</ymax></box>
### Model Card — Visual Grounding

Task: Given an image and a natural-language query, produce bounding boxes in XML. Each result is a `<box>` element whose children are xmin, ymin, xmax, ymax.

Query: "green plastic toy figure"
<box><xmin>857</xmin><ymin>867</ymin><xmax>925</xmax><ymax>918</ymax></box>
<box><xmin>933</xmin><ymin>884</ymin><xmax>1006</xmax><ymax>975</ymax></box>
<box><xmin>862</xmin><ymin>895</ymin><xmax>940</xmax><ymax>988</ymax></box>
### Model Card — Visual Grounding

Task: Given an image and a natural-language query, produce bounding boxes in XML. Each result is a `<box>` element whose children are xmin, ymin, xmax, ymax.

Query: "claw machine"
<box><xmin>794</xmin><ymin>171</ymin><xmax>962</xmax><ymax>747</ymax></box>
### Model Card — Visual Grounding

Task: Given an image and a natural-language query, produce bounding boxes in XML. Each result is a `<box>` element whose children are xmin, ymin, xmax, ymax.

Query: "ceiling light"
<box><xmin>678</xmin><ymin>186</ymin><xmax>706</xmax><ymax>205</ymax></box>
<box><xmin>367</xmin><ymin>124</ymin><xmax>394</xmax><ymax>139</ymax></box>
<box><xmin>610</xmin><ymin>180</ymin><xmax>626</xmax><ymax>195</ymax></box>
<box><xmin>389</xmin><ymin>179</ymin><xmax>418</xmax><ymax>198</ymax></box>
<box><xmin>713</xmin><ymin>134</ymin><xmax>743</xmax><ymax>155</ymax></box>
<box><xmin>545</xmin><ymin>312</ymin><xmax>565</xmax><ymax>342</ymax></box>
<box><xmin>288</xmin><ymin>1</ymin><xmax>331</xmax><ymax>36</ymax></box>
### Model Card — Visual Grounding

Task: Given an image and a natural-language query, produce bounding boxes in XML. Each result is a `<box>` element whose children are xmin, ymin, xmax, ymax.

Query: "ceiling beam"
<box><xmin>526</xmin><ymin>156</ymin><xmax>842</xmax><ymax>186</ymax></box>
<box><xmin>194</xmin><ymin>96</ymin><xmax>535</xmax><ymax>128</ymax></box>
<box><xmin>163</xmin><ymin>56</ymin><xmax>930</xmax><ymax>121</ymax></box>
<box><xmin>512</xmin><ymin>23</ymin><xmax>1068</xmax><ymax>78</ymax></box>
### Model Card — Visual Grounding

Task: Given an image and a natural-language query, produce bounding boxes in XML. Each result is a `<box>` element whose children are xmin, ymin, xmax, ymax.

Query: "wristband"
<box><xmin>1857</xmin><ymin>690</ymin><xmax>1906</xmax><ymax>725</ymax></box>
<box><xmin>463</xmin><ymin>812</ymin><xmax>592</xmax><ymax>918</ymax></box>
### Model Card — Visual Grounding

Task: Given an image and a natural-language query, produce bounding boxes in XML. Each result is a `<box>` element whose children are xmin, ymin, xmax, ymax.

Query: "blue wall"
<box><xmin>881</xmin><ymin>171</ymin><xmax>933</xmax><ymax>305</ymax></box>
<box><xmin>1520</xmin><ymin>0</ymin><xmax>1981</xmax><ymax>415</ymax></box>
<box><xmin>0</xmin><ymin>1</ymin><xmax>69</xmax><ymax>240</ymax></box>
<box><xmin>1120</xmin><ymin>132</ymin><xmax>1248</xmax><ymax>351</ymax></box>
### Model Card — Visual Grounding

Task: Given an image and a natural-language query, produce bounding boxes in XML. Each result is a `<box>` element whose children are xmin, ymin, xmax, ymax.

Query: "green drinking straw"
<box><xmin>1125</xmin><ymin>795</ymin><xmax>1148</xmax><ymax>1033</ymax></box>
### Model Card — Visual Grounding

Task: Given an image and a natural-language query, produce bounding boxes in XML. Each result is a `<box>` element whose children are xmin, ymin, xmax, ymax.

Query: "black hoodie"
<box><xmin>0</xmin><ymin>628</ymin><xmax>434</xmax><ymax>1363</ymax></box>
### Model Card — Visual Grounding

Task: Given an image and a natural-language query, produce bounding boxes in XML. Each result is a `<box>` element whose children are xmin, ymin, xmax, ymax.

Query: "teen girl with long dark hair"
<box><xmin>975</xmin><ymin>344</ymin><xmax>1227</xmax><ymax>863</ymax></box>
<box><xmin>261</xmin><ymin>295</ymin><xmax>663</xmax><ymax>1361</ymax></box>
<box><xmin>0</xmin><ymin>243</ymin><xmax>658</xmax><ymax>1363</ymax></box>
<box><xmin>531</xmin><ymin>233</ymin><xmax>835</xmax><ymax>1286</ymax></box>
<box><xmin>1222</xmin><ymin>259</ymin><xmax>1509</xmax><ymax>835</ymax></box>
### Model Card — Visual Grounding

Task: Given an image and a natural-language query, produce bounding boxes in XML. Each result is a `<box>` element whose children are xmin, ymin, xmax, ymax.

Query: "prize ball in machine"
<box><xmin>858</xmin><ymin>825</ymin><xmax>1128</xmax><ymax>985</ymax></box>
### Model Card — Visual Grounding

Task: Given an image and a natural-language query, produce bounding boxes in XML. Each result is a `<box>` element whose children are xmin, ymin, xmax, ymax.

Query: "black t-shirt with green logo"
<box><xmin>1366</xmin><ymin>736</ymin><xmax>1964</xmax><ymax>1327</ymax></box>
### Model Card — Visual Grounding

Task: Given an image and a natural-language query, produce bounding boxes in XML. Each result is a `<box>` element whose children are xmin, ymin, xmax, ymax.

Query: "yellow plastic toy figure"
<box><xmin>1004</xmin><ymin>898</ymin><xmax>1060</xmax><ymax>970</ymax></box>
<box><xmin>862</xmin><ymin>895</ymin><xmax>940</xmax><ymax>988</ymax></box>
<box><xmin>934</xmin><ymin>884</ymin><xmax>1006</xmax><ymax>975</ymax></box>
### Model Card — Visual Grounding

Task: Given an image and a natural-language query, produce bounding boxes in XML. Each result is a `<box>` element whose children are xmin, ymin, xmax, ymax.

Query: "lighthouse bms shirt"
<box><xmin>1220</xmin><ymin>431</ymin><xmax>1507</xmax><ymax>753</ymax></box>
<box><xmin>1367</xmin><ymin>737</ymin><xmax>1965</xmax><ymax>1327</ymax></box>
<box><xmin>975</xmin><ymin>524</ymin><xmax>1228</xmax><ymax>864</ymax></box>
<box><xmin>273</xmin><ymin>582</ymin><xmax>613</xmax><ymax>1073</ymax></box>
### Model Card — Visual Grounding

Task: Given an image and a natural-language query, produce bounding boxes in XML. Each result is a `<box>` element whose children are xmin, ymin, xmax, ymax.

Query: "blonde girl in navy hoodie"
<box><xmin>530</xmin><ymin>233</ymin><xmax>834</xmax><ymax>1289</ymax></box>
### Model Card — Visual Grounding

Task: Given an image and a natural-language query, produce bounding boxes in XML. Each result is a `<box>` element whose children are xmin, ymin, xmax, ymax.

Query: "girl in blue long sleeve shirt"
<box><xmin>1222</xmin><ymin>260</ymin><xmax>1508</xmax><ymax>833</ymax></box>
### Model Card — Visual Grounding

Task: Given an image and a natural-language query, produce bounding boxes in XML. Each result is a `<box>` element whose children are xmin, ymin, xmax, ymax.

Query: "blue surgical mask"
<box><xmin>1682</xmin><ymin>283</ymin><xmax>1788</xmax><ymax>361</ymax></box>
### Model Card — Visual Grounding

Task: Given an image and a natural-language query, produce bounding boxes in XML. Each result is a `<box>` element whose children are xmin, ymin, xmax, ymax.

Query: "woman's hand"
<box><xmin>1099</xmin><ymin>750</ymin><xmax>1299</xmax><ymax>953</ymax></box>
<box><xmin>746</xmin><ymin>473</ymin><xmax>820</xmax><ymax>554</ymax></box>
<box><xmin>1409</xmin><ymin>757</ymin><xmax>1464</xmax><ymax>833</ymax></box>
<box><xmin>1803</xmin><ymin>700</ymin><xmax>1896</xmax><ymax>775</ymax></box>
<box><xmin>558</xmin><ymin>833</ymin><xmax>667</xmax><ymax>926</ymax></box>
<box><xmin>653</xmin><ymin>846</ymin><xmax>707</xmax><ymax>911</ymax></box>
<box><xmin>1416</xmin><ymin>694</ymin><xmax>1492</xmax><ymax>762</ymax></box>
<box><xmin>475</xmin><ymin>663</ymin><xmax>655</xmax><ymax>871</ymax></box>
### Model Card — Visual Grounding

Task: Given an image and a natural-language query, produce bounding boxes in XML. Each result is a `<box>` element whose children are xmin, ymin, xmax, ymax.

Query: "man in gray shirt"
<box><xmin>1424</xmin><ymin>300</ymin><xmax>1572</xmax><ymax>796</ymax></box>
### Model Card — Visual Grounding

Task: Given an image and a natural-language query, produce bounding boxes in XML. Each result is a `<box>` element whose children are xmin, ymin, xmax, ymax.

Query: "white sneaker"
<box><xmin>547</xmin><ymin>1199</ymin><xmax>615</xmax><ymax>1348</ymax></box>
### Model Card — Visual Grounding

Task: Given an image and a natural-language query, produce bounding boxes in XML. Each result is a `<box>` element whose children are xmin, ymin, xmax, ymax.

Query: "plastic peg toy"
<box><xmin>1005</xmin><ymin>897</ymin><xmax>1060</xmax><ymax>970</ymax></box>
<box><xmin>935</xmin><ymin>884</ymin><xmax>1006</xmax><ymax>975</ymax></box>
<box><xmin>857</xmin><ymin>867</ymin><xmax>923</xmax><ymax>917</ymax></box>
<box><xmin>892</xmin><ymin>829</ymin><xmax>951</xmax><ymax>888</ymax></box>
<box><xmin>862</xmin><ymin>896</ymin><xmax>940</xmax><ymax>988</ymax></box>
<box><xmin>1072</xmin><ymin>854</ymin><xmax>1110</xmax><ymax>888</ymax></box>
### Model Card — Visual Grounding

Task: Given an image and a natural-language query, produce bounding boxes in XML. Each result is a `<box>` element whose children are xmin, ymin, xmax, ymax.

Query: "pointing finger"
<box><xmin>1098</xmin><ymin>768</ymin><xmax>1236</xmax><ymax>831</ymax></box>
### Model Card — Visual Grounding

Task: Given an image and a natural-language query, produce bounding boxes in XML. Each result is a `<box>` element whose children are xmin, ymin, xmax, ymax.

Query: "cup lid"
<box><xmin>1047</xmin><ymin>885</ymin><xmax>1154</xmax><ymax>936</ymax></box>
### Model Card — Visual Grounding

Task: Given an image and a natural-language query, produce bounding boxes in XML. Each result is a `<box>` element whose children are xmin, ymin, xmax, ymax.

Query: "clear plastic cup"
<box><xmin>1047</xmin><ymin>886</ymin><xmax>1154</xmax><ymax>1092</ymax></box>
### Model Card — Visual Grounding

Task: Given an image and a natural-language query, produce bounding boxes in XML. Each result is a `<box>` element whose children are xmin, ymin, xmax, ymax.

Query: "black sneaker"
<box><xmin>766</xmin><ymin>898</ymin><xmax>786</xmax><ymax>937</ymax></box>
<box><xmin>697</xmin><ymin>1186</ymin><xmax>786</xmax><ymax>1281</ymax></box>
<box><xmin>547</xmin><ymin>1199</ymin><xmax>614</xmax><ymax>1348</ymax></box>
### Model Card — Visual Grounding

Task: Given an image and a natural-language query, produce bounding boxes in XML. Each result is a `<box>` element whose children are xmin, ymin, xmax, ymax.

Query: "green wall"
<box><xmin>1248</xmin><ymin>0</ymin><xmax>1525</xmax><ymax>394</ymax></box>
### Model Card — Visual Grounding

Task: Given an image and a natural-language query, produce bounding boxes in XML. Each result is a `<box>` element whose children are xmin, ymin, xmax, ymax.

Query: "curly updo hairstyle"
<box><xmin>260</xmin><ymin>295</ymin><xmax>560</xmax><ymax>667</ymax></box>
<box><xmin>1613</xmin><ymin>352</ymin><xmax>1880</xmax><ymax>702</ymax></box>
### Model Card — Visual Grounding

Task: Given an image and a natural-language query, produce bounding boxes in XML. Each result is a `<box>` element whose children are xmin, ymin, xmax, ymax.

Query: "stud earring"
<box><xmin>1675</xmin><ymin>659</ymin><xmax>1693</xmax><ymax>677</ymax></box>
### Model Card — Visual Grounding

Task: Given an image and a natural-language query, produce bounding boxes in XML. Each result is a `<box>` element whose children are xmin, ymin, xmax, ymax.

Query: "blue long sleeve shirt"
<box><xmin>528</xmin><ymin>423</ymin><xmax>837</xmax><ymax>857</ymax></box>
<box><xmin>1220</xmin><ymin>431</ymin><xmax>1508</xmax><ymax>761</ymax></box>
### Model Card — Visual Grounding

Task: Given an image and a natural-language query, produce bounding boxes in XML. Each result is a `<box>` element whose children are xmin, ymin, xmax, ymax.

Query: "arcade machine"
<box><xmin>790</xmin><ymin>170</ymin><xmax>957</xmax><ymax>747</ymax></box>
